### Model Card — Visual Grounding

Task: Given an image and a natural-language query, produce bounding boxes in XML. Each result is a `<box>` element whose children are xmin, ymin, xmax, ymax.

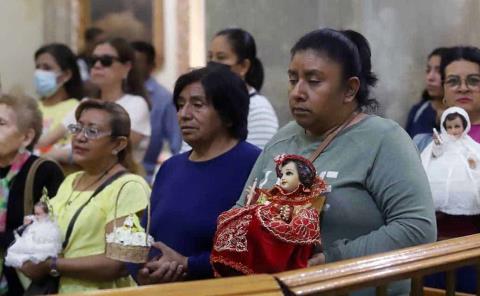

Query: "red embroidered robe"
<box><xmin>211</xmin><ymin>179</ymin><xmax>326</xmax><ymax>276</ymax></box>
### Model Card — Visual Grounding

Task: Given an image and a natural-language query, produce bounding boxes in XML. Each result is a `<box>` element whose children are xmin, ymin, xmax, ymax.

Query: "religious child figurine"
<box><xmin>5</xmin><ymin>200</ymin><xmax>62</xmax><ymax>268</ymax></box>
<box><xmin>211</xmin><ymin>154</ymin><xmax>330</xmax><ymax>276</ymax></box>
<box><xmin>421</xmin><ymin>106</ymin><xmax>480</xmax><ymax>215</ymax></box>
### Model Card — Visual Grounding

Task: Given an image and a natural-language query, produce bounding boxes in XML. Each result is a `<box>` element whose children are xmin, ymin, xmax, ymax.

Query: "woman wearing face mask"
<box><xmin>34</xmin><ymin>43</ymin><xmax>83</xmax><ymax>153</ymax></box>
<box><xmin>208</xmin><ymin>28</ymin><xmax>278</xmax><ymax>149</ymax></box>
<box><xmin>41</xmin><ymin>38</ymin><xmax>151</xmax><ymax>169</ymax></box>
<box><xmin>179</xmin><ymin>28</ymin><xmax>279</xmax><ymax>153</ymax></box>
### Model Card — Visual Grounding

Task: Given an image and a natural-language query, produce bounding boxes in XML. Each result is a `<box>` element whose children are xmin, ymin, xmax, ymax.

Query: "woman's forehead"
<box><xmin>78</xmin><ymin>108</ymin><xmax>110</xmax><ymax>126</ymax></box>
<box><xmin>93</xmin><ymin>43</ymin><xmax>117</xmax><ymax>56</ymax></box>
<box><xmin>289</xmin><ymin>50</ymin><xmax>340</xmax><ymax>73</ymax></box>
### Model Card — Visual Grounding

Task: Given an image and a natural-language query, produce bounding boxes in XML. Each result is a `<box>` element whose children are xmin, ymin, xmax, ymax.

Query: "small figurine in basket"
<box><xmin>5</xmin><ymin>199</ymin><xmax>62</xmax><ymax>268</ymax></box>
<box><xmin>211</xmin><ymin>154</ymin><xmax>330</xmax><ymax>276</ymax></box>
<box><xmin>105</xmin><ymin>214</ymin><xmax>154</xmax><ymax>263</ymax></box>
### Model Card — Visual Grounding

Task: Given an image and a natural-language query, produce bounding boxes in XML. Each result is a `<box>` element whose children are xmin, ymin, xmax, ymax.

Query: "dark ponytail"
<box><xmin>291</xmin><ymin>28</ymin><xmax>378</xmax><ymax>111</ymax></box>
<box><xmin>341</xmin><ymin>30</ymin><xmax>378</xmax><ymax>110</ymax></box>
<box><xmin>215</xmin><ymin>28</ymin><xmax>264</xmax><ymax>91</ymax></box>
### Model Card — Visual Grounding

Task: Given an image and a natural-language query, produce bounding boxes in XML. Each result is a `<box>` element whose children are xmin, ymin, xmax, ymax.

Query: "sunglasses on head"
<box><xmin>88</xmin><ymin>55</ymin><xmax>121</xmax><ymax>67</ymax></box>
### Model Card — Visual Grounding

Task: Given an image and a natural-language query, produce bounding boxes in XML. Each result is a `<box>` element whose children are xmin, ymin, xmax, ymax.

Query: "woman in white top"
<box><xmin>42</xmin><ymin>38</ymin><xmax>151</xmax><ymax>166</ymax></box>
<box><xmin>209</xmin><ymin>28</ymin><xmax>278</xmax><ymax>149</ymax></box>
<box><xmin>179</xmin><ymin>28</ymin><xmax>278</xmax><ymax>153</ymax></box>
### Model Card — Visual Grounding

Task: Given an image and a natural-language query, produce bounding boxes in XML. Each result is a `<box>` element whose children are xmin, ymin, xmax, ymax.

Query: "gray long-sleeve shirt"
<box><xmin>236</xmin><ymin>115</ymin><xmax>436</xmax><ymax>294</ymax></box>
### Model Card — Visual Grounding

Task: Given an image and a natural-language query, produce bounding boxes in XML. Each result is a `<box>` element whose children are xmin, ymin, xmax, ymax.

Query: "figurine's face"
<box><xmin>279</xmin><ymin>161</ymin><xmax>301</xmax><ymax>192</ymax></box>
<box><xmin>34</xmin><ymin>205</ymin><xmax>48</xmax><ymax>219</ymax></box>
<box><xmin>445</xmin><ymin>117</ymin><xmax>465</xmax><ymax>139</ymax></box>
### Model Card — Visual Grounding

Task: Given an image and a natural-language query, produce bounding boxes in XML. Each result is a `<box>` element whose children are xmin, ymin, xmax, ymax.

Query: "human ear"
<box><xmin>343</xmin><ymin>77</ymin><xmax>360</xmax><ymax>103</ymax></box>
<box><xmin>122</xmin><ymin>61</ymin><xmax>132</xmax><ymax>79</ymax></box>
<box><xmin>112</xmin><ymin>136</ymin><xmax>128</xmax><ymax>155</ymax></box>
<box><xmin>237</xmin><ymin>59</ymin><xmax>251</xmax><ymax>79</ymax></box>
<box><xmin>59</xmin><ymin>69</ymin><xmax>72</xmax><ymax>84</ymax></box>
<box><xmin>21</xmin><ymin>128</ymin><xmax>35</xmax><ymax>150</ymax></box>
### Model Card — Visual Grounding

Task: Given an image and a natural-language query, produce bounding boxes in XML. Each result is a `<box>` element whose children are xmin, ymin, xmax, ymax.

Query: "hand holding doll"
<box><xmin>211</xmin><ymin>154</ymin><xmax>330</xmax><ymax>276</ymax></box>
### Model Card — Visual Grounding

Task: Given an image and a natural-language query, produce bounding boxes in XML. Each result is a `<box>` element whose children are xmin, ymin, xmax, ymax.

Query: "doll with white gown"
<box><xmin>5</xmin><ymin>201</ymin><xmax>62</xmax><ymax>268</ymax></box>
<box><xmin>421</xmin><ymin>106</ymin><xmax>480</xmax><ymax>216</ymax></box>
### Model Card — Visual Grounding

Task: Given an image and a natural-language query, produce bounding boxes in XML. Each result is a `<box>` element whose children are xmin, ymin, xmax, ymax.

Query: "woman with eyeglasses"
<box><xmin>34</xmin><ymin>43</ymin><xmax>83</xmax><ymax>154</ymax></box>
<box><xmin>40</xmin><ymin>38</ymin><xmax>151</xmax><ymax>170</ymax></box>
<box><xmin>20</xmin><ymin>100</ymin><xmax>150</xmax><ymax>294</ymax></box>
<box><xmin>0</xmin><ymin>94</ymin><xmax>64</xmax><ymax>296</ymax></box>
<box><xmin>423</xmin><ymin>46</ymin><xmax>480</xmax><ymax>294</ymax></box>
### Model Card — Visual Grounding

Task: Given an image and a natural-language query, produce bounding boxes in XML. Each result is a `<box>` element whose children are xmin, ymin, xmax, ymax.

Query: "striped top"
<box><xmin>246</xmin><ymin>90</ymin><xmax>278</xmax><ymax>149</ymax></box>
<box><xmin>179</xmin><ymin>89</ymin><xmax>278</xmax><ymax>152</ymax></box>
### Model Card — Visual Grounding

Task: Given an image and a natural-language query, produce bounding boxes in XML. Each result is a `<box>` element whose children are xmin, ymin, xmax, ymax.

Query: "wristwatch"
<box><xmin>49</xmin><ymin>257</ymin><xmax>60</xmax><ymax>277</ymax></box>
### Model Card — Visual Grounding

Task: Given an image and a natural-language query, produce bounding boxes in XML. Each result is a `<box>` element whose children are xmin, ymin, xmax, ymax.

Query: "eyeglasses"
<box><xmin>444</xmin><ymin>74</ymin><xmax>480</xmax><ymax>90</ymax></box>
<box><xmin>87</xmin><ymin>55</ymin><xmax>121</xmax><ymax>68</ymax></box>
<box><xmin>67</xmin><ymin>123</ymin><xmax>111</xmax><ymax>140</ymax></box>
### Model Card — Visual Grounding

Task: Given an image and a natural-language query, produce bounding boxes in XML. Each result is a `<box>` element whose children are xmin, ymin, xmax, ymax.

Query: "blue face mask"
<box><xmin>34</xmin><ymin>69</ymin><xmax>60</xmax><ymax>98</ymax></box>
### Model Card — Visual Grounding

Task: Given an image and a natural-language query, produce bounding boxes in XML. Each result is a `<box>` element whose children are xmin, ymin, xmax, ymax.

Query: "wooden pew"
<box><xmin>275</xmin><ymin>234</ymin><xmax>480</xmax><ymax>295</ymax></box>
<box><xmin>65</xmin><ymin>274</ymin><xmax>283</xmax><ymax>296</ymax></box>
<box><xmin>63</xmin><ymin>234</ymin><xmax>480</xmax><ymax>295</ymax></box>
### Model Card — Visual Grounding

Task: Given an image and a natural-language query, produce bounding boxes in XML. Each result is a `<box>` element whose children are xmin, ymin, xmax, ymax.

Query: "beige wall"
<box><xmin>206</xmin><ymin>0</ymin><xmax>480</xmax><ymax>126</ymax></box>
<box><xmin>0</xmin><ymin>0</ymin><xmax>45</xmax><ymax>97</ymax></box>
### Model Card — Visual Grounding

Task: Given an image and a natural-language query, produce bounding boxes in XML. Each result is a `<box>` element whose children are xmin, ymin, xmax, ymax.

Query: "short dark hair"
<box><xmin>276</xmin><ymin>159</ymin><xmax>315</xmax><ymax>189</ymax></box>
<box><xmin>131</xmin><ymin>41</ymin><xmax>156</xmax><ymax>66</ymax></box>
<box><xmin>85</xmin><ymin>27</ymin><xmax>104</xmax><ymax>43</ymax></box>
<box><xmin>215</xmin><ymin>28</ymin><xmax>264</xmax><ymax>91</ymax></box>
<box><xmin>75</xmin><ymin>99</ymin><xmax>139</xmax><ymax>173</ymax></box>
<box><xmin>440</xmin><ymin>46</ymin><xmax>480</xmax><ymax>83</ymax></box>
<box><xmin>291</xmin><ymin>28</ymin><xmax>378</xmax><ymax>111</ymax></box>
<box><xmin>172</xmin><ymin>62</ymin><xmax>249</xmax><ymax>140</ymax></box>
<box><xmin>428</xmin><ymin>47</ymin><xmax>449</xmax><ymax>60</ymax></box>
<box><xmin>443</xmin><ymin>112</ymin><xmax>468</xmax><ymax>130</ymax></box>
<box><xmin>35</xmin><ymin>43</ymin><xmax>84</xmax><ymax>100</ymax></box>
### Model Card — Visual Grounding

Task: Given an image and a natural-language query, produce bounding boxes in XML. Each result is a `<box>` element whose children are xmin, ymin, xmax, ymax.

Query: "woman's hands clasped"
<box><xmin>137</xmin><ymin>241</ymin><xmax>187</xmax><ymax>285</ymax></box>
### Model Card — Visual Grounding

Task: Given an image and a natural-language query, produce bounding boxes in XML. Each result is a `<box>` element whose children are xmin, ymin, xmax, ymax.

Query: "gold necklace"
<box><xmin>66</xmin><ymin>163</ymin><xmax>117</xmax><ymax>206</ymax></box>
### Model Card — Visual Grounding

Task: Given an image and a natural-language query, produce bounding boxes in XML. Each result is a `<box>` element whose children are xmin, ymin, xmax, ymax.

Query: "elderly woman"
<box><xmin>0</xmin><ymin>94</ymin><xmax>64</xmax><ymax>295</ymax></box>
<box><xmin>235</xmin><ymin>29</ymin><xmax>436</xmax><ymax>295</ymax></box>
<box><xmin>133</xmin><ymin>64</ymin><xmax>260</xmax><ymax>284</ymax></box>
<box><xmin>20</xmin><ymin>100</ymin><xmax>150</xmax><ymax>294</ymax></box>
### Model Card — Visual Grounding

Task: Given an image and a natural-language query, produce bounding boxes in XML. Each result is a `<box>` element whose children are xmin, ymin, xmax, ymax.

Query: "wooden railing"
<box><xmin>65</xmin><ymin>234</ymin><xmax>480</xmax><ymax>296</ymax></box>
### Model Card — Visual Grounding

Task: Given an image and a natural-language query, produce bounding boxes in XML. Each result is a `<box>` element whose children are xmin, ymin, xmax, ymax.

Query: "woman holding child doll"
<box><xmin>234</xmin><ymin>28</ymin><xmax>436</xmax><ymax>295</ymax></box>
<box><xmin>20</xmin><ymin>100</ymin><xmax>150</xmax><ymax>294</ymax></box>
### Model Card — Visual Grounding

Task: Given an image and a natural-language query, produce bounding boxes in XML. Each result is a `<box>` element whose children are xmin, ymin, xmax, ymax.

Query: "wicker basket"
<box><xmin>105</xmin><ymin>181</ymin><xmax>151</xmax><ymax>263</ymax></box>
<box><xmin>106</xmin><ymin>241</ymin><xmax>150</xmax><ymax>263</ymax></box>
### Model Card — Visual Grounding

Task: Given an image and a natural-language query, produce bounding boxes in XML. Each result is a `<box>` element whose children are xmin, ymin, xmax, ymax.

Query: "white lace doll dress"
<box><xmin>4</xmin><ymin>216</ymin><xmax>62</xmax><ymax>268</ymax></box>
<box><xmin>421</xmin><ymin>107</ymin><xmax>480</xmax><ymax>215</ymax></box>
